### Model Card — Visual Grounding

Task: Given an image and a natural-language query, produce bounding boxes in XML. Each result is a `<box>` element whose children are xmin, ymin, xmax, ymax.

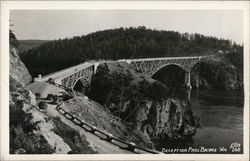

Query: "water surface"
<box><xmin>155</xmin><ymin>89</ymin><xmax>244</xmax><ymax>154</ymax></box>
<box><xmin>191</xmin><ymin>89</ymin><xmax>244</xmax><ymax>153</ymax></box>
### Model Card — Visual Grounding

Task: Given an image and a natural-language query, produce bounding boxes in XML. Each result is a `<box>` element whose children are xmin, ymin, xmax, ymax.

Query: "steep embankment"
<box><xmin>87</xmin><ymin>62</ymin><xmax>196</xmax><ymax>143</ymax></box>
<box><xmin>63</xmin><ymin>94</ymin><xmax>153</xmax><ymax>149</ymax></box>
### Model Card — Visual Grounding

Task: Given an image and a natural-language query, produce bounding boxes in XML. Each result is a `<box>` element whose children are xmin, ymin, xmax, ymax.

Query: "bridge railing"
<box><xmin>128</xmin><ymin>55</ymin><xmax>206</xmax><ymax>62</ymax></box>
<box><xmin>34</xmin><ymin>62</ymin><xmax>95</xmax><ymax>82</ymax></box>
<box><xmin>34</xmin><ymin>60</ymin><xmax>117</xmax><ymax>82</ymax></box>
<box><xmin>50</xmin><ymin>81</ymin><xmax>161</xmax><ymax>154</ymax></box>
<box><xmin>56</xmin><ymin>104</ymin><xmax>161</xmax><ymax>154</ymax></box>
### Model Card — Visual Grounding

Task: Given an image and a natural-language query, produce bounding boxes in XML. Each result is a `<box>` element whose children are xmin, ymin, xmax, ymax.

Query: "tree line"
<box><xmin>20</xmin><ymin>26</ymin><xmax>243</xmax><ymax>77</ymax></box>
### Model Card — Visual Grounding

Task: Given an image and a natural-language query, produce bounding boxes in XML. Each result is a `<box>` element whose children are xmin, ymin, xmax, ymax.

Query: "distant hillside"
<box><xmin>20</xmin><ymin>26</ymin><xmax>242</xmax><ymax>77</ymax></box>
<box><xmin>18</xmin><ymin>40</ymin><xmax>50</xmax><ymax>53</ymax></box>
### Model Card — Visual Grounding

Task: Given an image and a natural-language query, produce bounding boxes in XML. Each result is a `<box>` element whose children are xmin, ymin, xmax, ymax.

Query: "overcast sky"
<box><xmin>10</xmin><ymin>10</ymin><xmax>243</xmax><ymax>44</ymax></box>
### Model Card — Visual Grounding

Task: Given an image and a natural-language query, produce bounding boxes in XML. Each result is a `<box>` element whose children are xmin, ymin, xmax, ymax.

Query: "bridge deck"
<box><xmin>34</xmin><ymin>55</ymin><xmax>210</xmax><ymax>83</ymax></box>
<box><xmin>35</xmin><ymin>62</ymin><xmax>95</xmax><ymax>82</ymax></box>
<box><xmin>125</xmin><ymin>55</ymin><xmax>204</xmax><ymax>62</ymax></box>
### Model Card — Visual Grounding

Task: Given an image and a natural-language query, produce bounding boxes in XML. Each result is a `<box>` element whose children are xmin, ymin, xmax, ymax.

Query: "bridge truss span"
<box><xmin>61</xmin><ymin>64</ymin><xmax>95</xmax><ymax>88</ymax></box>
<box><xmin>130</xmin><ymin>56</ymin><xmax>202</xmax><ymax>76</ymax></box>
<box><xmin>34</xmin><ymin>55</ymin><xmax>212</xmax><ymax>91</ymax></box>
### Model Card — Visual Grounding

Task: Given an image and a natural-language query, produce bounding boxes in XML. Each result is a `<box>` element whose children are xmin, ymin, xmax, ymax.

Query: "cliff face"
<box><xmin>10</xmin><ymin>45</ymin><xmax>32</xmax><ymax>86</ymax></box>
<box><xmin>9</xmin><ymin>45</ymin><xmax>96</xmax><ymax>154</ymax></box>
<box><xmin>87</xmin><ymin>62</ymin><xmax>196</xmax><ymax>141</ymax></box>
<box><xmin>191</xmin><ymin>54</ymin><xmax>243</xmax><ymax>90</ymax></box>
<box><xmin>9</xmin><ymin>45</ymin><xmax>71</xmax><ymax>153</ymax></box>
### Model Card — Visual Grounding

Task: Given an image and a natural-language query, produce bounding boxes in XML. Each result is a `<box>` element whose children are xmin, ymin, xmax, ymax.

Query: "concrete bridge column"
<box><xmin>94</xmin><ymin>62</ymin><xmax>100</xmax><ymax>73</ymax></box>
<box><xmin>185</xmin><ymin>71</ymin><xmax>192</xmax><ymax>89</ymax></box>
<box><xmin>185</xmin><ymin>71</ymin><xmax>192</xmax><ymax>101</ymax></box>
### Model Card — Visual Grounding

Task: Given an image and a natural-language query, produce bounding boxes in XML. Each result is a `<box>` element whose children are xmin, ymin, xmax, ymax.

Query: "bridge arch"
<box><xmin>149</xmin><ymin>62</ymin><xmax>195</xmax><ymax>91</ymax></box>
<box><xmin>152</xmin><ymin>64</ymin><xmax>186</xmax><ymax>87</ymax></box>
<box><xmin>72</xmin><ymin>77</ymin><xmax>91</xmax><ymax>92</ymax></box>
<box><xmin>150</xmin><ymin>63</ymin><xmax>188</xmax><ymax>77</ymax></box>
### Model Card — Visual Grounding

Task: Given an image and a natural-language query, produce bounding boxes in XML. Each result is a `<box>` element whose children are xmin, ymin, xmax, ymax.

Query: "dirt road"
<box><xmin>27</xmin><ymin>82</ymin><xmax>134</xmax><ymax>154</ymax></box>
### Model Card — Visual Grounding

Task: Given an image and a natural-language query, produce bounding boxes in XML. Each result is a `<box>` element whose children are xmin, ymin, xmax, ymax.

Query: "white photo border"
<box><xmin>1</xmin><ymin>1</ymin><xmax>249</xmax><ymax>161</ymax></box>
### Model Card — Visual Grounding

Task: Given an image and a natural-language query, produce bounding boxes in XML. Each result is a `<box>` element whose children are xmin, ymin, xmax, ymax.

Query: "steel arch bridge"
<box><xmin>34</xmin><ymin>55</ymin><xmax>214</xmax><ymax>89</ymax></box>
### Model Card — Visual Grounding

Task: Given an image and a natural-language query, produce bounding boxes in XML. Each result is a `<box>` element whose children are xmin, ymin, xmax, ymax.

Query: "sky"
<box><xmin>10</xmin><ymin>10</ymin><xmax>243</xmax><ymax>44</ymax></box>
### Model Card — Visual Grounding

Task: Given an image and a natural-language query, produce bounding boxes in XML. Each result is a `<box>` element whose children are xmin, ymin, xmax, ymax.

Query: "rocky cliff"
<box><xmin>191</xmin><ymin>54</ymin><xmax>243</xmax><ymax>90</ymax></box>
<box><xmin>87</xmin><ymin>62</ymin><xmax>196</xmax><ymax>142</ymax></box>
<box><xmin>10</xmin><ymin>45</ymin><xmax>32</xmax><ymax>86</ymax></box>
<box><xmin>9</xmin><ymin>81</ymin><xmax>70</xmax><ymax>154</ymax></box>
<box><xmin>9</xmin><ymin>45</ymin><xmax>70</xmax><ymax>153</ymax></box>
<box><xmin>9</xmin><ymin>45</ymin><xmax>96</xmax><ymax>154</ymax></box>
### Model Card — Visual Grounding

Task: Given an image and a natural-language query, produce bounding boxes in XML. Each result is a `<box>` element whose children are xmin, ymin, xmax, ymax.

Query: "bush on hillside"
<box><xmin>47</xmin><ymin>94</ymin><xmax>55</xmax><ymax>100</ymax></box>
<box><xmin>9</xmin><ymin>77</ymin><xmax>23</xmax><ymax>91</ymax></box>
<box><xmin>52</xmin><ymin>117</ymin><xmax>96</xmax><ymax>154</ymax></box>
<box><xmin>38</xmin><ymin>101</ymin><xmax>48</xmax><ymax>109</ymax></box>
<box><xmin>48</xmin><ymin>78</ymin><xmax>55</xmax><ymax>84</ymax></box>
<box><xmin>35</xmin><ymin>93</ymin><xmax>41</xmax><ymax>99</ymax></box>
<box><xmin>10</xmin><ymin>97</ymin><xmax>53</xmax><ymax>154</ymax></box>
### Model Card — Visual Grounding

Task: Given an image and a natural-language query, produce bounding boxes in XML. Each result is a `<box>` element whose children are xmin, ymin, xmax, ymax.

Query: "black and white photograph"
<box><xmin>1</xmin><ymin>1</ymin><xmax>249</xmax><ymax>161</ymax></box>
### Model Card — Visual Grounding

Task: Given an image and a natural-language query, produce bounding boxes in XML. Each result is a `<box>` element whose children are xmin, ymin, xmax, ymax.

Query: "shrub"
<box><xmin>47</xmin><ymin>94</ymin><xmax>54</xmax><ymax>100</ymax></box>
<box><xmin>10</xmin><ymin>79</ymin><xmax>17</xmax><ymax>91</ymax></box>
<box><xmin>9</xmin><ymin>77</ymin><xmax>22</xmax><ymax>91</ymax></box>
<box><xmin>38</xmin><ymin>101</ymin><xmax>48</xmax><ymax>109</ymax></box>
<box><xmin>66</xmin><ymin>88</ymin><xmax>73</xmax><ymax>94</ymax></box>
<box><xmin>48</xmin><ymin>78</ymin><xmax>55</xmax><ymax>84</ymax></box>
<box><xmin>35</xmin><ymin>93</ymin><xmax>41</xmax><ymax>99</ymax></box>
<box><xmin>10</xmin><ymin>127</ymin><xmax>53</xmax><ymax>154</ymax></box>
<box><xmin>10</xmin><ymin>103</ymin><xmax>32</xmax><ymax>131</ymax></box>
<box><xmin>52</xmin><ymin>117</ymin><xmax>96</xmax><ymax>154</ymax></box>
<box><xmin>9</xmin><ymin>99</ymin><xmax>53</xmax><ymax>154</ymax></box>
<box><xmin>51</xmin><ymin>96</ymin><xmax>60</xmax><ymax>104</ymax></box>
<box><xmin>62</xmin><ymin>93</ymin><xmax>74</xmax><ymax>101</ymax></box>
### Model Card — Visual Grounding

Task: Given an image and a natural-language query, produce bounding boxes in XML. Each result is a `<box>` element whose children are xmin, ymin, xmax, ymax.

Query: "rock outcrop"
<box><xmin>10</xmin><ymin>45</ymin><xmax>32</xmax><ymax>86</ymax></box>
<box><xmin>191</xmin><ymin>54</ymin><xmax>243</xmax><ymax>90</ymax></box>
<box><xmin>87</xmin><ymin>62</ymin><xmax>196</xmax><ymax>142</ymax></box>
<box><xmin>9</xmin><ymin>77</ymin><xmax>73</xmax><ymax>154</ymax></box>
<box><xmin>9</xmin><ymin>45</ymin><xmax>94</xmax><ymax>154</ymax></box>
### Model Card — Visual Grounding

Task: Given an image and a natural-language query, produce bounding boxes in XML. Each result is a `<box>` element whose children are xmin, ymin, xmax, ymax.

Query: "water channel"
<box><xmin>155</xmin><ymin>89</ymin><xmax>244</xmax><ymax>154</ymax></box>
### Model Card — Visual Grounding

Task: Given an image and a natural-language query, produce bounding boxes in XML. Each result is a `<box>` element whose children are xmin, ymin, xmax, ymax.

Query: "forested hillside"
<box><xmin>18</xmin><ymin>40</ymin><xmax>50</xmax><ymax>53</ymax></box>
<box><xmin>20</xmin><ymin>26</ymin><xmax>243</xmax><ymax>77</ymax></box>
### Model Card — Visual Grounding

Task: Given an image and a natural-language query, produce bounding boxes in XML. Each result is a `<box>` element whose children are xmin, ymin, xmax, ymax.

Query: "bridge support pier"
<box><xmin>185</xmin><ymin>71</ymin><xmax>192</xmax><ymax>101</ymax></box>
<box><xmin>185</xmin><ymin>71</ymin><xmax>192</xmax><ymax>89</ymax></box>
<box><xmin>94</xmin><ymin>62</ymin><xmax>100</xmax><ymax>73</ymax></box>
